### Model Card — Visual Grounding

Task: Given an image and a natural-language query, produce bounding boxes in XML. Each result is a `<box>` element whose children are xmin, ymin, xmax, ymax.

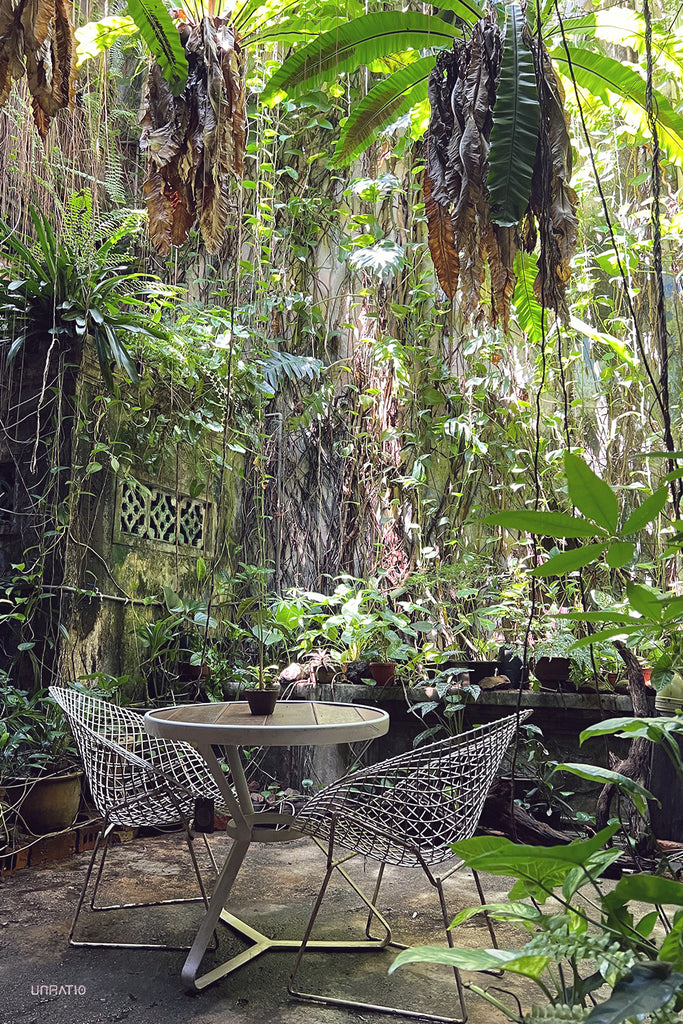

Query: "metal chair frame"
<box><xmin>289</xmin><ymin>710</ymin><xmax>531</xmax><ymax>1023</ymax></box>
<box><xmin>49</xmin><ymin>686</ymin><xmax>229</xmax><ymax>951</ymax></box>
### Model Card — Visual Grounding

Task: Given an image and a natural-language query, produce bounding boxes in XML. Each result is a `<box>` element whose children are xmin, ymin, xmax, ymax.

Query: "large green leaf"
<box><xmin>584</xmin><ymin>961</ymin><xmax>683</xmax><ymax>1024</ymax></box>
<box><xmin>611</xmin><ymin>873</ymin><xmax>683</xmax><ymax>909</ymax></box>
<box><xmin>389</xmin><ymin>945</ymin><xmax>550</xmax><ymax>980</ymax></box>
<box><xmin>564</xmin><ymin>453</ymin><xmax>618</xmax><ymax>533</ymax></box>
<box><xmin>621</xmin><ymin>487</ymin><xmax>669</xmax><ymax>535</ymax></box>
<box><xmin>626</xmin><ymin>582</ymin><xmax>664</xmax><ymax>621</ymax></box>
<box><xmin>334</xmin><ymin>58</ymin><xmax>432</xmax><ymax>166</ymax></box>
<box><xmin>260</xmin><ymin>12</ymin><xmax>464</xmax><ymax>105</ymax></box>
<box><xmin>75</xmin><ymin>16</ymin><xmax>139</xmax><ymax>66</ymax></box>
<box><xmin>512</xmin><ymin>252</ymin><xmax>548</xmax><ymax>343</ymax></box>
<box><xmin>532</xmin><ymin>543</ymin><xmax>607</xmax><ymax>577</ymax></box>
<box><xmin>545</xmin><ymin>9</ymin><xmax>683</xmax><ymax>82</ymax></box>
<box><xmin>554</xmin><ymin>763</ymin><xmax>657</xmax><ymax>815</ymax></box>
<box><xmin>484</xmin><ymin>510</ymin><xmax>605</xmax><ymax>538</ymax></box>
<box><xmin>448</xmin><ymin>826</ymin><xmax>620</xmax><ymax>898</ymax></box>
<box><xmin>487</xmin><ymin>4</ymin><xmax>540</xmax><ymax>227</ymax></box>
<box><xmin>126</xmin><ymin>0</ymin><xmax>188</xmax><ymax>96</ymax></box>
<box><xmin>550</xmin><ymin>45</ymin><xmax>683</xmax><ymax>166</ymax></box>
<box><xmin>604</xmin><ymin>542</ymin><xmax>635</xmax><ymax>569</ymax></box>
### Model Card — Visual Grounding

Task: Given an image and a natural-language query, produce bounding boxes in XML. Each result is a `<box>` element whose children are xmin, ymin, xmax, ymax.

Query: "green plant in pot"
<box><xmin>137</xmin><ymin>586</ymin><xmax>218</xmax><ymax>700</ymax></box>
<box><xmin>363</xmin><ymin>618</ymin><xmax>414</xmax><ymax>686</ymax></box>
<box><xmin>0</xmin><ymin>681</ymin><xmax>82</xmax><ymax>835</ymax></box>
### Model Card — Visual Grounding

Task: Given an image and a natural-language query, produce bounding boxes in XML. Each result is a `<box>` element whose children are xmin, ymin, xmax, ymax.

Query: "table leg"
<box><xmin>181</xmin><ymin>835</ymin><xmax>252</xmax><ymax>990</ymax></box>
<box><xmin>181</xmin><ymin>742</ymin><xmax>389</xmax><ymax>992</ymax></box>
<box><xmin>181</xmin><ymin>744</ymin><xmax>253</xmax><ymax>991</ymax></box>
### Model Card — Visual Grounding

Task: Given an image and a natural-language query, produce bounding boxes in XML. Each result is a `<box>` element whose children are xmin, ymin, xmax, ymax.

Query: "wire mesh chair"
<box><xmin>289</xmin><ymin>709</ymin><xmax>531</xmax><ymax>1023</ymax></box>
<box><xmin>49</xmin><ymin>686</ymin><xmax>230</xmax><ymax>950</ymax></box>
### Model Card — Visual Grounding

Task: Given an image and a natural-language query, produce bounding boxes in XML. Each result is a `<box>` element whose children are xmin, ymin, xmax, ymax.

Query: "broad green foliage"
<box><xmin>483</xmin><ymin>451</ymin><xmax>683</xmax><ymax>679</ymax></box>
<box><xmin>259</xmin><ymin>11</ymin><xmax>465</xmax><ymax>106</ymax></box>
<box><xmin>484</xmin><ymin>451</ymin><xmax>667</xmax><ymax>577</ymax></box>
<box><xmin>127</xmin><ymin>0</ymin><xmax>188</xmax><ymax>95</ymax></box>
<box><xmin>391</xmin><ymin>818</ymin><xmax>683</xmax><ymax>1022</ymax></box>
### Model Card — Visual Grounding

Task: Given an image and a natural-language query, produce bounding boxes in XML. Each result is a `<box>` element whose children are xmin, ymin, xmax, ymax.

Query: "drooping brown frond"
<box><xmin>143</xmin><ymin>168</ymin><xmax>174</xmax><ymax>256</ymax></box>
<box><xmin>425</xmin><ymin>13</ymin><xmax>577</xmax><ymax>328</ymax></box>
<box><xmin>140</xmin><ymin>13</ymin><xmax>246</xmax><ymax>256</ymax></box>
<box><xmin>424</xmin><ymin>167</ymin><xmax>459</xmax><ymax>301</ymax></box>
<box><xmin>529</xmin><ymin>45</ymin><xmax>578</xmax><ymax>315</ymax></box>
<box><xmin>486</xmin><ymin>222</ymin><xmax>517</xmax><ymax>332</ymax></box>
<box><xmin>0</xmin><ymin>0</ymin><xmax>75</xmax><ymax>139</ymax></box>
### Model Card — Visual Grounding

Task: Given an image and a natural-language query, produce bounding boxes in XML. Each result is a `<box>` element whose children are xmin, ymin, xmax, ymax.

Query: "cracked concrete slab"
<box><xmin>0</xmin><ymin>830</ymin><xmax>537</xmax><ymax>1024</ymax></box>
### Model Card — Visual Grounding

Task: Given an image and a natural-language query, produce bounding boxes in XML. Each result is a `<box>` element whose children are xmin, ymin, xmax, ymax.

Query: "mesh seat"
<box><xmin>289</xmin><ymin>710</ymin><xmax>531</xmax><ymax>1023</ymax></box>
<box><xmin>49</xmin><ymin>686</ymin><xmax>230</xmax><ymax>950</ymax></box>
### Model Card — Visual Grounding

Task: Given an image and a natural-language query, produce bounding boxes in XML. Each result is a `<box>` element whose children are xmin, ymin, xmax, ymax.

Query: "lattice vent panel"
<box><xmin>115</xmin><ymin>481</ymin><xmax>209</xmax><ymax>551</ymax></box>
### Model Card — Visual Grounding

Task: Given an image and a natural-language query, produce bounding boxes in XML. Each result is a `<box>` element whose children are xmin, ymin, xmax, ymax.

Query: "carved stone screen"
<box><xmin>114</xmin><ymin>480</ymin><xmax>210</xmax><ymax>552</ymax></box>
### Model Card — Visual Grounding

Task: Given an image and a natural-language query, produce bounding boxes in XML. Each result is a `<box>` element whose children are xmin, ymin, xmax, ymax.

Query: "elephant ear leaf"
<box><xmin>487</xmin><ymin>3</ymin><xmax>540</xmax><ymax>226</ymax></box>
<box><xmin>127</xmin><ymin>0</ymin><xmax>188</xmax><ymax>96</ymax></box>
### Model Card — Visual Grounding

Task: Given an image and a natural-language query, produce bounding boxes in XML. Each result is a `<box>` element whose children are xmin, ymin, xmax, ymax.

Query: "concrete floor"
<box><xmin>0</xmin><ymin>829</ymin><xmax>537</xmax><ymax>1024</ymax></box>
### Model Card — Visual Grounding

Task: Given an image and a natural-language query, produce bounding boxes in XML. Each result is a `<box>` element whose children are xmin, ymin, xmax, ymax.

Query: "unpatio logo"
<box><xmin>31</xmin><ymin>984</ymin><xmax>86</xmax><ymax>996</ymax></box>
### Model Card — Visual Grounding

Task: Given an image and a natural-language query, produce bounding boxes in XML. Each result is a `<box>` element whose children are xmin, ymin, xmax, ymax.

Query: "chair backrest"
<box><xmin>297</xmin><ymin>710</ymin><xmax>531</xmax><ymax>867</ymax></box>
<box><xmin>48</xmin><ymin>686</ymin><xmax>201</xmax><ymax>823</ymax></box>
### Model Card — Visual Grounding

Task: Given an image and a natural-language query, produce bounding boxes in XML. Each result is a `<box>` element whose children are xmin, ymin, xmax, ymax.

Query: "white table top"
<box><xmin>144</xmin><ymin>700</ymin><xmax>390</xmax><ymax>746</ymax></box>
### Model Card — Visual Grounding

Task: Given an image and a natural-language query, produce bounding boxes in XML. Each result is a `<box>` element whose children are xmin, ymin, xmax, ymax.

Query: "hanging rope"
<box><xmin>553</xmin><ymin>0</ymin><xmax>677</xmax><ymax>494</ymax></box>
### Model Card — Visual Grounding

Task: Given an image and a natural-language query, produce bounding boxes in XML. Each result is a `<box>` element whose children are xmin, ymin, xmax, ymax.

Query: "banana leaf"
<box><xmin>260</xmin><ymin>11</ymin><xmax>465</xmax><ymax>105</ymax></box>
<box><xmin>334</xmin><ymin>57</ymin><xmax>432</xmax><ymax>166</ymax></box>
<box><xmin>550</xmin><ymin>44</ymin><xmax>683</xmax><ymax>166</ymax></box>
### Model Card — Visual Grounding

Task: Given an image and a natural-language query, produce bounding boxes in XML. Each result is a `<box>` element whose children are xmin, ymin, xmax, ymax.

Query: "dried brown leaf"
<box><xmin>143</xmin><ymin>169</ymin><xmax>173</xmax><ymax>256</ymax></box>
<box><xmin>425</xmin><ymin>169</ymin><xmax>459</xmax><ymax>300</ymax></box>
<box><xmin>487</xmin><ymin>223</ymin><xmax>517</xmax><ymax>332</ymax></box>
<box><xmin>21</xmin><ymin>0</ymin><xmax>55</xmax><ymax>51</ymax></box>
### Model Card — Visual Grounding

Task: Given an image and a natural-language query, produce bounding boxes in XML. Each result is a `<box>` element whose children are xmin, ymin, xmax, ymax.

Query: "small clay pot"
<box><xmin>369</xmin><ymin>662</ymin><xmax>397</xmax><ymax>686</ymax></box>
<box><xmin>533</xmin><ymin>657</ymin><xmax>571</xmax><ymax>684</ymax></box>
<box><xmin>246</xmin><ymin>687</ymin><xmax>279</xmax><ymax>716</ymax></box>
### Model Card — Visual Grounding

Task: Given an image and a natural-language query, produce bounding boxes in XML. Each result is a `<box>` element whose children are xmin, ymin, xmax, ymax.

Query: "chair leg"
<box><xmin>288</xmin><ymin>847</ymin><xmax>467</xmax><ymax>1024</ymax></box>
<box><xmin>70</xmin><ymin>819</ymin><xmax>217</xmax><ymax>951</ymax></box>
<box><xmin>472</xmin><ymin>869</ymin><xmax>498</xmax><ymax>949</ymax></box>
<box><xmin>200</xmin><ymin>830</ymin><xmax>219</xmax><ymax>874</ymax></box>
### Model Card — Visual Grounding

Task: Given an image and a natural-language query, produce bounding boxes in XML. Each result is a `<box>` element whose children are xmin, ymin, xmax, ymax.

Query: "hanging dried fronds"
<box><xmin>140</xmin><ymin>14</ymin><xmax>246</xmax><ymax>256</ymax></box>
<box><xmin>0</xmin><ymin>0</ymin><xmax>76</xmax><ymax>139</ymax></box>
<box><xmin>426</xmin><ymin>4</ymin><xmax>578</xmax><ymax>329</ymax></box>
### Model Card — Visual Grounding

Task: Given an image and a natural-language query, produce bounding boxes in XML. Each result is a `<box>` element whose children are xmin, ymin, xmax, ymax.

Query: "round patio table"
<box><xmin>144</xmin><ymin>700</ymin><xmax>389</xmax><ymax>991</ymax></box>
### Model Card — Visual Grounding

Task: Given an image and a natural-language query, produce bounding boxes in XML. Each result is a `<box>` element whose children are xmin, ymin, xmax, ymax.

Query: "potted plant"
<box><xmin>136</xmin><ymin>587</ymin><xmax>218</xmax><ymax>699</ymax></box>
<box><xmin>301</xmin><ymin>648</ymin><xmax>340</xmax><ymax>684</ymax></box>
<box><xmin>529</xmin><ymin>629</ymin><xmax>589</xmax><ymax>686</ymax></box>
<box><xmin>0</xmin><ymin>681</ymin><xmax>82</xmax><ymax>835</ymax></box>
<box><xmin>243</xmin><ymin>662</ymin><xmax>281</xmax><ymax>715</ymax></box>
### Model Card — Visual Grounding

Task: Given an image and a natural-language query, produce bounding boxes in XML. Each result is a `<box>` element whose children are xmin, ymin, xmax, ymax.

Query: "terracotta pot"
<box><xmin>369</xmin><ymin>662</ymin><xmax>397</xmax><ymax>686</ymax></box>
<box><xmin>178</xmin><ymin>661</ymin><xmax>212</xmax><ymax>681</ymax></box>
<box><xmin>533</xmin><ymin>657</ymin><xmax>571</xmax><ymax>684</ymax></box>
<box><xmin>7</xmin><ymin>769</ymin><xmax>82</xmax><ymax>835</ymax></box>
<box><xmin>246</xmin><ymin>688</ymin><xmax>279</xmax><ymax>716</ymax></box>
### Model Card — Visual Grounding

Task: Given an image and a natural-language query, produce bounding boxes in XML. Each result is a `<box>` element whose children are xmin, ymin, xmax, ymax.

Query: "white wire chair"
<box><xmin>49</xmin><ymin>686</ymin><xmax>230</xmax><ymax>951</ymax></box>
<box><xmin>288</xmin><ymin>709</ymin><xmax>531</xmax><ymax>1023</ymax></box>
